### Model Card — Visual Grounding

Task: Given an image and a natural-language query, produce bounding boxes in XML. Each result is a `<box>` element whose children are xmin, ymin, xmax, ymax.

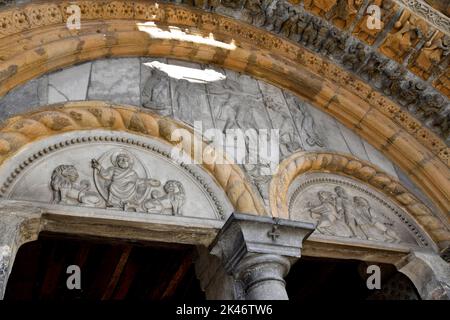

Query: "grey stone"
<box><xmin>48</xmin><ymin>62</ymin><xmax>91</xmax><ymax>103</ymax></box>
<box><xmin>140</xmin><ymin>57</ymin><xmax>173</xmax><ymax>117</ymax></box>
<box><xmin>399</xmin><ymin>251</ymin><xmax>450</xmax><ymax>300</ymax></box>
<box><xmin>0</xmin><ymin>76</ymin><xmax>47</xmax><ymax>121</ymax></box>
<box><xmin>288</xmin><ymin>172</ymin><xmax>431</xmax><ymax>248</ymax></box>
<box><xmin>87</xmin><ymin>58</ymin><xmax>140</xmax><ymax>105</ymax></box>
<box><xmin>363</xmin><ymin>140</ymin><xmax>398</xmax><ymax>178</ymax></box>
<box><xmin>209</xmin><ymin>213</ymin><xmax>315</xmax><ymax>300</ymax></box>
<box><xmin>167</xmin><ymin>59</ymin><xmax>214</xmax><ymax>128</ymax></box>
<box><xmin>257</xmin><ymin>81</ymin><xmax>302</xmax><ymax>158</ymax></box>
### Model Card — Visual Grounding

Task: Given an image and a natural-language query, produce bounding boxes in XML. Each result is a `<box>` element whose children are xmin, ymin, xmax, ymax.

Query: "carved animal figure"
<box><xmin>144</xmin><ymin>180</ymin><xmax>186</xmax><ymax>215</ymax></box>
<box><xmin>50</xmin><ymin>165</ymin><xmax>101</xmax><ymax>206</ymax></box>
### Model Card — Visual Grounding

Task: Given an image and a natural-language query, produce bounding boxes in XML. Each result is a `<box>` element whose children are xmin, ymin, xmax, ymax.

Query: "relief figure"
<box><xmin>51</xmin><ymin>165</ymin><xmax>102</xmax><ymax>207</ymax></box>
<box><xmin>92</xmin><ymin>151</ymin><xmax>160</xmax><ymax>209</ymax></box>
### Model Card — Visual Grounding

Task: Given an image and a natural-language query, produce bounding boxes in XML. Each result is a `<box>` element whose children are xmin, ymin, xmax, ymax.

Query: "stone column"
<box><xmin>209</xmin><ymin>213</ymin><xmax>315</xmax><ymax>300</ymax></box>
<box><xmin>0</xmin><ymin>203</ymin><xmax>42</xmax><ymax>299</ymax></box>
<box><xmin>398</xmin><ymin>251</ymin><xmax>450</xmax><ymax>300</ymax></box>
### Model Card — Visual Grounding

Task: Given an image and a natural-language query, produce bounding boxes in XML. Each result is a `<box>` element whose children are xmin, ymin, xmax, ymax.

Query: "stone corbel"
<box><xmin>209</xmin><ymin>213</ymin><xmax>315</xmax><ymax>300</ymax></box>
<box><xmin>0</xmin><ymin>202</ymin><xmax>42</xmax><ymax>299</ymax></box>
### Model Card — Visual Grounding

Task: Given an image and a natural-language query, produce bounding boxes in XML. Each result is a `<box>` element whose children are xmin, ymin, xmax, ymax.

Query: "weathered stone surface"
<box><xmin>288</xmin><ymin>173</ymin><xmax>423</xmax><ymax>246</ymax></box>
<box><xmin>399</xmin><ymin>251</ymin><xmax>450</xmax><ymax>300</ymax></box>
<box><xmin>87</xmin><ymin>58</ymin><xmax>140</xmax><ymax>106</ymax></box>
<box><xmin>140</xmin><ymin>58</ymin><xmax>173</xmax><ymax>117</ymax></box>
<box><xmin>168</xmin><ymin>59</ymin><xmax>214</xmax><ymax>129</ymax></box>
<box><xmin>48</xmin><ymin>63</ymin><xmax>91</xmax><ymax>103</ymax></box>
<box><xmin>209</xmin><ymin>213</ymin><xmax>315</xmax><ymax>300</ymax></box>
<box><xmin>0</xmin><ymin>77</ymin><xmax>47</xmax><ymax>120</ymax></box>
<box><xmin>0</xmin><ymin>57</ymin><xmax>437</xmax><ymax>214</ymax></box>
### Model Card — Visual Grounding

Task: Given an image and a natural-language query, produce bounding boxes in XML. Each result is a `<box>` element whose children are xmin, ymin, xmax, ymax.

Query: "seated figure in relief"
<box><xmin>92</xmin><ymin>152</ymin><xmax>160</xmax><ymax>209</ymax></box>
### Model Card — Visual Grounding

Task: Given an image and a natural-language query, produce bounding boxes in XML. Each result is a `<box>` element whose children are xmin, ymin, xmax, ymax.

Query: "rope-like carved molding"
<box><xmin>269</xmin><ymin>151</ymin><xmax>450</xmax><ymax>247</ymax></box>
<box><xmin>0</xmin><ymin>101</ymin><xmax>267</xmax><ymax>216</ymax></box>
<box><xmin>0</xmin><ymin>134</ymin><xmax>227</xmax><ymax>220</ymax></box>
<box><xmin>0</xmin><ymin>0</ymin><xmax>447</xmax><ymax>166</ymax></box>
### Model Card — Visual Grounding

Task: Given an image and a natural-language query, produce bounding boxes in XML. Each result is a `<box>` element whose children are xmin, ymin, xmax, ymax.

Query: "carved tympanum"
<box><xmin>303</xmin><ymin>186</ymin><xmax>401</xmax><ymax>243</ymax></box>
<box><xmin>50</xmin><ymin>149</ymin><xmax>186</xmax><ymax>215</ymax></box>
<box><xmin>288</xmin><ymin>173</ymin><xmax>425</xmax><ymax>246</ymax></box>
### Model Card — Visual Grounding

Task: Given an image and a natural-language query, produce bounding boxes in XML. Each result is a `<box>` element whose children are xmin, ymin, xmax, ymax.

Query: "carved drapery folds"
<box><xmin>294</xmin><ymin>183</ymin><xmax>403</xmax><ymax>243</ymax></box>
<box><xmin>0</xmin><ymin>1</ymin><xmax>448</xmax><ymax>217</ymax></box>
<box><xmin>0</xmin><ymin>102</ymin><xmax>266</xmax><ymax>218</ymax></box>
<box><xmin>270</xmin><ymin>152</ymin><xmax>450</xmax><ymax>252</ymax></box>
<box><xmin>50</xmin><ymin>149</ymin><xmax>186</xmax><ymax>215</ymax></box>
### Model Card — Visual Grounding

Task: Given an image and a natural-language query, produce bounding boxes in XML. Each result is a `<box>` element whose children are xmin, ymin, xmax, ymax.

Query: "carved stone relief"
<box><xmin>0</xmin><ymin>131</ymin><xmax>233</xmax><ymax>220</ymax></box>
<box><xmin>0</xmin><ymin>245</ymin><xmax>11</xmax><ymax>298</ymax></box>
<box><xmin>352</xmin><ymin>0</ymin><xmax>398</xmax><ymax>45</ymax></box>
<box><xmin>288</xmin><ymin>173</ymin><xmax>429</xmax><ymax>246</ymax></box>
<box><xmin>379</xmin><ymin>11</ymin><xmax>430</xmax><ymax>63</ymax></box>
<box><xmin>49</xmin><ymin>149</ymin><xmax>186</xmax><ymax>216</ymax></box>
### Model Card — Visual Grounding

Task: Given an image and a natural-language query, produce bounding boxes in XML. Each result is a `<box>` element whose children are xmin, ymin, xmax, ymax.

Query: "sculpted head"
<box><xmin>164</xmin><ymin>180</ymin><xmax>183</xmax><ymax>194</ymax></box>
<box><xmin>51</xmin><ymin>165</ymin><xmax>79</xmax><ymax>190</ymax></box>
<box><xmin>354</xmin><ymin>196</ymin><xmax>369</xmax><ymax>208</ymax></box>
<box><xmin>113</xmin><ymin>152</ymin><xmax>133</xmax><ymax>169</ymax></box>
<box><xmin>334</xmin><ymin>186</ymin><xmax>348</xmax><ymax>198</ymax></box>
<box><xmin>318</xmin><ymin>191</ymin><xmax>334</xmax><ymax>203</ymax></box>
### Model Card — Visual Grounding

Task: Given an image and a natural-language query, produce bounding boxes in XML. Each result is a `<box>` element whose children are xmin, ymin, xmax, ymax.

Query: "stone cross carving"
<box><xmin>50</xmin><ymin>149</ymin><xmax>186</xmax><ymax>215</ymax></box>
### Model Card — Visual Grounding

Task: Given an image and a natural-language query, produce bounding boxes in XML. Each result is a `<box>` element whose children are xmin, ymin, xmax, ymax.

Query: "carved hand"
<box><xmin>91</xmin><ymin>159</ymin><xmax>100</xmax><ymax>170</ymax></box>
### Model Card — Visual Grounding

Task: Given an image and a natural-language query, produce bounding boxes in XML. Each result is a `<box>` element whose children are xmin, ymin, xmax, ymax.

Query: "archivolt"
<box><xmin>270</xmin><ymin>151</ymin><xmax>450</xmax><ymax>251</ymax></box>
<box><xmin>0</xmin><ymin>1</ymin><xmax>448</xmax><ymax>216</ymax></box>
<box><xmin>0</xmin><ymin>101</ymin><xmax>267</xmax><ymax>216</ymax></box>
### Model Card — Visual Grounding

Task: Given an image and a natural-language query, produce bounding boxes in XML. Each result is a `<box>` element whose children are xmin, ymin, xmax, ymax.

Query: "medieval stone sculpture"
<box><xmin>49</xmin><ymin>149</ymin><xmax>186</xmax><ymax>215</ymax></box>
<box><xmin>141</xmin><ymin>67</ymin><xmax>172</xmax><ymax>116</ymax></box>
<box><xmin>411</xmin><ymin>35</ymin><xmax>450</xmax><ymax>79</ymax></box>
<box><xmin>143</xmin><ymin>180</ymin><xmax>186</xmax><ymax>215</ymax></box>
<box><xmin>51</xmin><ymin>164</ymin><xmax>103</xmax><ymax>207</ymax></box>
<box><xmin>304</xmin><ymin>186</ymin><xmax>402</xmax><ymax>243</ymax></box>
<box><xmin>342</xmin><ymin>43</ymin><xmax>366</xmax><ymax>71</ymax></box>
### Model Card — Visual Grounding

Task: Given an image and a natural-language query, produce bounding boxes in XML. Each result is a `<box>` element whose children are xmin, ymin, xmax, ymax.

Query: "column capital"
<box><xmin>0</xmin><ymin>202</ymin><xmax>42</xmax><ymax>299</ymax></box>
<box><xmin>210</xmin><ymin>213</ymin><xmax>315</xmax><ymax>273</ymax></box>
<box><xmin>399</xmin><ymin>251</ymin><xmax>450</xmax><ymax>300</ymax></box>
<box><xmin>208</xmin><ymin>213</ymin><xmax>315</xmax><ymax>300</ymax></box>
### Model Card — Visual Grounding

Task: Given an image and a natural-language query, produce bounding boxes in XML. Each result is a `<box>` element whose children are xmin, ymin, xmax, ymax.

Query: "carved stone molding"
<box><xmin>395</xmin><ymin>0</ymin><xmax>450</xmax><ymax>34</ymax></box>
<box><xmin>0</xmin><ymin>0</ymin><xmax>447</xmax><ymax>145</ymax></box>
<box><xmin>209</xmin><ymin>212</ymin><xmax>315</xmax><ymax>300</ymax></box>
<box><xmin>0</xmin><ymin>101</ymin><xmax>267</xmax><ymax>216</ymax></box>
<box><xmin>0</xmin><ymin>2</ymin><xmax>448</xmax><ymax>214</ymax></box>
<box><xmin>269</xmin><ymin>151</ymin><xmax>450</xmax><ymax>250</ymax></box>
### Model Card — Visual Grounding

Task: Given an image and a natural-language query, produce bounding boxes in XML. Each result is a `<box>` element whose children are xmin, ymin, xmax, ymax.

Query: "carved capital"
<box><xmin>399</xmin><ymin>251</ymin><xmax>450</xmax><ymax>300</ymax></box>
<box><xmin>210</xmin><ymin>213</ymin><xmax>315</xmax><ymax>300</ymax></box>
<box><xmin>0</xmin><ymin>202</ymin><xmax>42</xmax><ymax>299</ymax></box>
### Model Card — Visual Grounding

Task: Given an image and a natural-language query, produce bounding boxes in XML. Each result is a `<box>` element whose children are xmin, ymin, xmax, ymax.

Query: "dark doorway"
<box><xmin>286</xmin><ymin>256</ymin><xmax>420</xmax><ymax>300</ymax></box>
<box><xmin>5</xmin><ymin>232</ymin><xmax>205</xmax><ymax>301</ymax></box>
